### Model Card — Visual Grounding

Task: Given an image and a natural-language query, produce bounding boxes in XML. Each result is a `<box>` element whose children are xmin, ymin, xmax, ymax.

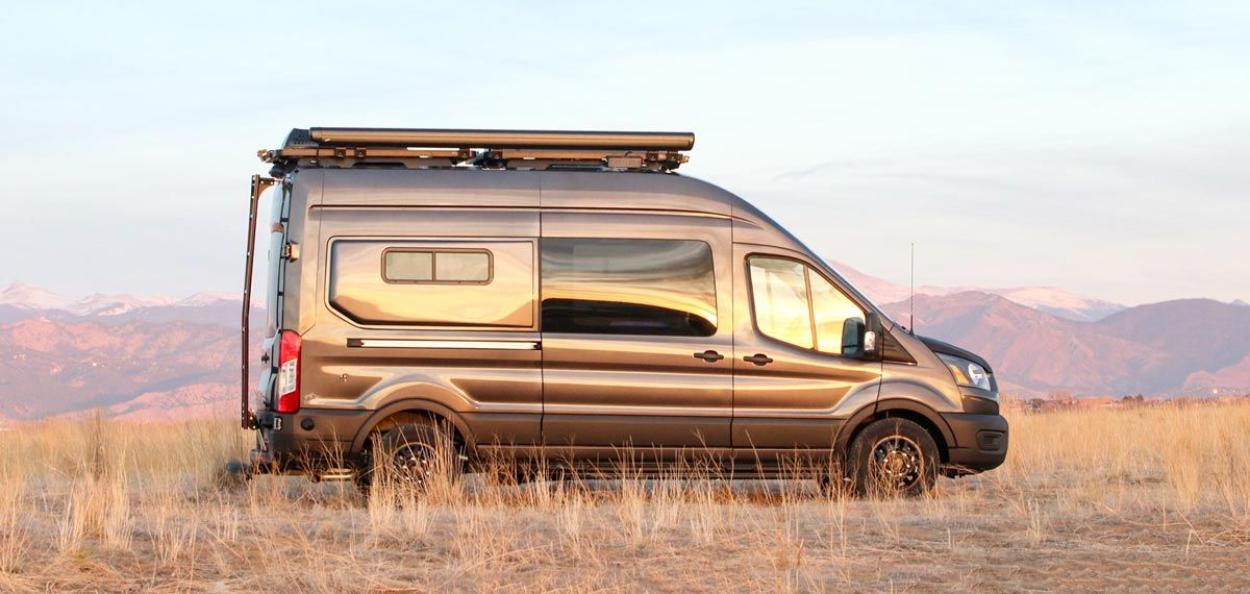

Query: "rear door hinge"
<box><xmin>282</xmin><ymin>241</ymin><xmax>299</xmax><ymax>261</ymax></box>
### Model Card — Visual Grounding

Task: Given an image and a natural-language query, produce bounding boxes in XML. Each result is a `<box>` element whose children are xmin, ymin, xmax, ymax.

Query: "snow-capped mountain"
<box><xmin>0</xmin><ymin>283</ymin><xmax>238</xmax><ymax>317</ymax></box>
<box><xmin>828</xmin><ymin>261</ymin><xmax>1127</xmax><ymax>322</ymax></box>
<box><xmin>0</xmin><ymin>282</ymin><xmax>73</xmax><ymax>310</ymax></box>
<box><xmin>175</xmin><ymin>292</ymin><xmax>239</xmax><ymax>306</ymax></box>
<box><xmin>984</xmin><ymin>287</ymin><xmax>1126</xmax><ymax>323</ymax></box>
<box><xmin>68</xmin><ymin>293</ymin><xmax>179</xmax><ymax>316</ymax></box>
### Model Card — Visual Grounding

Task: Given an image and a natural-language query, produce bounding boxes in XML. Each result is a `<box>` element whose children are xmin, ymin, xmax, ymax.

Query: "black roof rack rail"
<box><xmin>259</xmin><ymin>127</ymin><xmax>694</xmax><ymax>174</ymax></box>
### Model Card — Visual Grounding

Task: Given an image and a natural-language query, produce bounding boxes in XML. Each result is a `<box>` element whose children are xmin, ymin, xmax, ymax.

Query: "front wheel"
<box><xmin>845</xmin><ymin>418</ymin><xmax>939</xmax><ymax>497</ymax></box>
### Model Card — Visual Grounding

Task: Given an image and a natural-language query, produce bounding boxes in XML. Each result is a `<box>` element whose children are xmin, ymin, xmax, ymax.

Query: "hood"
<box><xmin>918</xmin><ymin>336</ymin><xmax>994</xmax><ymax>373</ymax></box>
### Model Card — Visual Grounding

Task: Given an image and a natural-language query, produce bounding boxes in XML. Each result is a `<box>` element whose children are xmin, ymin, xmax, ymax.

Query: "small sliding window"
<box><xmin>383</xmin><ymin>249</ymin><xmax>492</xmax><ymax>284</ymax></box>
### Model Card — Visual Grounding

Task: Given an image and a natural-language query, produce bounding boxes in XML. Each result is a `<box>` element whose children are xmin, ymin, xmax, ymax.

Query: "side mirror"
<box><xmin>842</xmin><ymin>314</ymin><xmax>882</xmax><ymax>358</ymax></box>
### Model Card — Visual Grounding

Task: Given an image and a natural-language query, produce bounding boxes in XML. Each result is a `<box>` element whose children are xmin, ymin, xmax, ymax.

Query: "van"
<box><xmin>240</xmin><ymin>127</ymin><xmax>1008</xmax><ymax>496</ymax></box>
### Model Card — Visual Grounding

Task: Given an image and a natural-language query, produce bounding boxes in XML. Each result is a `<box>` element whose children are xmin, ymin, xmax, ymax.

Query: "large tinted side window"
<box><xmin>541</xmin><ymin>238</ymin><xmax>717</xmax><ymax>336</ymax></box>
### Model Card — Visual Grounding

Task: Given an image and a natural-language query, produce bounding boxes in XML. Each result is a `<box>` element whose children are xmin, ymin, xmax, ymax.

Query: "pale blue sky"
<box><xmin>1</xmin><ymin>1</ymin><xmax>1247</xmax><ymax>304</ymax></box>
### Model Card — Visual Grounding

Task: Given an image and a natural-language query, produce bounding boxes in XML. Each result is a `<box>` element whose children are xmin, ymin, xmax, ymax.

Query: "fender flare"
<box><xmin>348</xmin><ymin>398</ymin><xmax>476</xmax><ymax>454</ymax></box>
<box><xmin>834</xmin><ymin>398</ymin><xmax>957</xmax><ymax>455</ymax></box>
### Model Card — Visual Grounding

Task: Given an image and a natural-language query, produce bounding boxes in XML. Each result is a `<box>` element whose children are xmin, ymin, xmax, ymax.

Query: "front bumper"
<box><xmin>940</xmin><ymin>412</ymin><xmax>1009</xmax><ymax>474</ymax></box>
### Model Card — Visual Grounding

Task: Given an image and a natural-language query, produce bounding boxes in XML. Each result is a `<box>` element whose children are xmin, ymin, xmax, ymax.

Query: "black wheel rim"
<box><xmin>391</xmin><ymin>442</ymin><xmax>436</xmax><ymax>486</ymax></box>
<box><xmin>869</xmin><ymin>435</ymin><xmax>924</xmax><ymax>491</ymax></box>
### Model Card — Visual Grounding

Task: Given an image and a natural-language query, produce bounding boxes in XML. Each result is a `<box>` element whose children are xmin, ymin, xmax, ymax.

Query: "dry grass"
<box><xmin>2</xmin><ymin>404</ymin><xmax>1250</xmax><ymax>592</ymax></box>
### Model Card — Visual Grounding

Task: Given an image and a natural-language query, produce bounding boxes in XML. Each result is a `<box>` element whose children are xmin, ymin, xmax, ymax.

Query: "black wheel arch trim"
<box><xmin>835</xmin><ymin>398</ymin><xmax>958</xmax><ymax>456</ymax></box>
<box><xmin>349</xmin><ymin>399</ymin><xmax>476</xmax><ymax>455</ymax></box>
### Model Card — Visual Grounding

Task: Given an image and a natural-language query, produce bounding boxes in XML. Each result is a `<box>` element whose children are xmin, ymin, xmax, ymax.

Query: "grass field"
<box><xmin>1</xmin><ymin>402</ymin><xmax>1249</xmax><ymax>592</ymax></box>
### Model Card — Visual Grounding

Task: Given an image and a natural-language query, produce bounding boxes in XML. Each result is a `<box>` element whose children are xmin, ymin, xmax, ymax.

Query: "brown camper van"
<box><xmin>240</xmin><ymin>128</ymin><xmax>1008</xmax><ymax>496</ymax></box>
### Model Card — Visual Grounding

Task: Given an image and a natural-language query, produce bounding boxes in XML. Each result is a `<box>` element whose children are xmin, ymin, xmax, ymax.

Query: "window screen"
<box><xmin>383</xmin><ymin>250</ymin><xmax>491</xmax><ymax>283</ymax></box>
<box><xmin>541</xmin><ymin>238</ymin><xmax>717</xmax><ymax>336</ymax></box>
<box><xmin>384</xmin><ymin>251</ymin><xmax>434</xmax><ymax>281</ymax></box>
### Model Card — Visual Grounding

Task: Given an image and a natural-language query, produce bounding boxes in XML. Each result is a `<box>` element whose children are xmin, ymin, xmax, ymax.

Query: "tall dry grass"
<box><xmin>0</xmin><ymin>402</ymin><xmax>1248</xmax><ymax>591</ymax></box>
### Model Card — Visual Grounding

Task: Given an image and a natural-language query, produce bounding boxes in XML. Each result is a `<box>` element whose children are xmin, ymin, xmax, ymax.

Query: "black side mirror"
<box><xmin>842</xmin><ymin>313</ymin><xmax>882</xmax><ymax>358</ymax></box>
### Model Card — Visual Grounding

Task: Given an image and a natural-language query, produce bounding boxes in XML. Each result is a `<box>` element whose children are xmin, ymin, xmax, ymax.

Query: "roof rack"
<box><xmin>259</xmin><ymin>127</ymin><xmax>695</xmax><ymax>174</ymax></box>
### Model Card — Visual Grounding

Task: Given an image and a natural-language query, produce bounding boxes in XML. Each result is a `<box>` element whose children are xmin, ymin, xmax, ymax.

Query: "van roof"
<box><xmin>260</xmin><ymin>127</ymin><xmax>695</xmax><ymax>175</ymax></box>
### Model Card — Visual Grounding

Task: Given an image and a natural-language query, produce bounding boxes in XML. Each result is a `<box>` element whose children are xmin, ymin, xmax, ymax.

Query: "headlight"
<box><xmin>938</xmin><ymin>353</ymin><xmax>993</xmax><ymax>392</ymax></box>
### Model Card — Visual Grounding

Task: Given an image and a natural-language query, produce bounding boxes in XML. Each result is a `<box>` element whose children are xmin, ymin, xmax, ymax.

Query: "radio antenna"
<box><xmin>909</xmin><ymin>242</ymin><xmax>915</xmax><ymax>335</ymax></box>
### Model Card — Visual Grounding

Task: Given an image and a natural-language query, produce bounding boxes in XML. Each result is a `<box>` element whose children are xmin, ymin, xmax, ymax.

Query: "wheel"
<box><xmin>356</xmin><ymin>421</ymin><xmax>460</xmax><ymax>496</ymax></box>
<box><xmin>845</xmin><ymin>418</ymin><xmax>938</xmax><ymax>497</ymax></box>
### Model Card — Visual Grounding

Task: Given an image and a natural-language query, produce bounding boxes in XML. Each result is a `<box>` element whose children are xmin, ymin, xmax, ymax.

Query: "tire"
<box><xmin>845</xmin><ymin>418</ymin><xmax>939</xmax><ymax>497</ymax></box>
<box><xmin>355</xmin><ymin>420</ymin><xmax>460</xmax><ymax>496</ymax></box>
<box><xmin>816</xmin><ymin>465</ymin><xmax>851</xmax><ymax>498</ymax></box>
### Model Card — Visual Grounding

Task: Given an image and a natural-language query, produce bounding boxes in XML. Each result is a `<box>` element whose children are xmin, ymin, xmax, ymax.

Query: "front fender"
<box><xmin>834</xmin><ymin>398</ymin><xmax>957</xmax><ymax>457</ymax></box>
<box><xmin>877</xmin><ymin>374</ymin><xmax>962</xmax><ymax>413</ymax></box>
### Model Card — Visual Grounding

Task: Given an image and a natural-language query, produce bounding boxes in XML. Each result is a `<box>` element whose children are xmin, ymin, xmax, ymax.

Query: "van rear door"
<box><xmin>258</xmin><ymin>180</ymin><xmax>288</xmax><ymax>409</ymax></box>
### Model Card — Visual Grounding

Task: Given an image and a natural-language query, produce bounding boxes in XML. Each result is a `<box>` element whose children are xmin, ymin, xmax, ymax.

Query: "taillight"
<box><xmin>275</xmin><ymin>330</ymin><xmax>301</xmax><ymax>414</ymax></box>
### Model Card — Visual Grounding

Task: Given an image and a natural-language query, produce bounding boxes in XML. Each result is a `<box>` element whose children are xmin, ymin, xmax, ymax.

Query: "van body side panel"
<box><xmin>539</xmin><ymin>211</ymin><xmax>734</xmax><ymax>451</ymax></box>
<box><xmin>293</xmin><ymin>170</ymin><xmax>324</xmax><ymax>335</ymax></box>
<box><xmin>296</xmin><ymin>170</ymin><xmax>544</xmax><ymax>448</ymax></box>
<box><xmin>320</xmin><ymin>168</ymin><xmax>541</xmax><ymax>208</ymax></box>
<box><xmin>728</xmin><ymin>240</ymin><xmax>882</xmax><ymax>453</ymax></box>
<box><xmin>539</xmin><ymin>171</ymin><xmax>733</xmax><ymax>215</ymax></box>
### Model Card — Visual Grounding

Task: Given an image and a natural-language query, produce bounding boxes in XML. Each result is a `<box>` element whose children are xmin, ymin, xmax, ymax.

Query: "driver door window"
<box><xmin>748</xmin><ymin>256</ymin><xmax>866</xmax><ymax>356</ymax></box>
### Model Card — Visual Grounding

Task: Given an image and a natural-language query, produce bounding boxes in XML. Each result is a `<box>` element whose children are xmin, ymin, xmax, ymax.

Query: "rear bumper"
<box><xmin>251</xmin><ymin>408</ymin><xmax>372</xmax><ymax>473</ymax></box>
<box><xmin>940</xmin><ymin>412</ymin><xmax>1009</xmax><ymax>474</ymax></box>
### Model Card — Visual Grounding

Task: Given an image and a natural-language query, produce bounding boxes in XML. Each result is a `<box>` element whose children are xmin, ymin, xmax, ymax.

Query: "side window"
<box><xmin>748</xmin><ymin>257</ymin><xmax>813</xmax><ymax>348</ymax></box>
<box><xmin>748</xmin><ymin>256</ymin><xmax>866</xmax><ymax>355</ymax></box>
<box><xmin>383</xmin><ymin>249</ymin><xmax>491</xmax><ymax>284</ymax></box>
<box><xmin>329</xmin><ymin>240</ymin><xmax>532</xmax><ymax>327</ymax></box>
<box><xmin>541</xmin><ymin>238</ymin><xmax>717</xmax><ymax>336</ymax></box>
<box><xmin>810</xmin><ymin>272</ymin><xmax>867</xmax><ymax>355</ymax></box>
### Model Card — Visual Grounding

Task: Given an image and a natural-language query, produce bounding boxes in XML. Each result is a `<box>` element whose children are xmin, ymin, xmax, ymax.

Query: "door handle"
<box><xmin>693</xmin><ymin>349</ymin><xmax>725</xmax><ymax>363</ymax></box>
<box><xmin>743</xmin><ymin>353</ymin><xmax>774</xmax><ymax>366</ymax></box>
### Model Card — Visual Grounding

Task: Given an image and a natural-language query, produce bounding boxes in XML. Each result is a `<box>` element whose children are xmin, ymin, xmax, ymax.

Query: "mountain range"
<box><xmin>0</xmin><ymin>273</ymin><xmax>1247</xmax><ymax>423</ymax></box>
<box><xmin>830</xmin><ymin>263</ymin><xmax>1250</xmax><ymax>398</ymax></box>
<box><xmin>831</xmin><ymin>261</ymin><xmax>1127</xmax><ymax>322</ymax></box>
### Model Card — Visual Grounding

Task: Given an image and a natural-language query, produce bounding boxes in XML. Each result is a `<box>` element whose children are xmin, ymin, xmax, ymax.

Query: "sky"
<box><xmin>1</xmin><ymin>1</ymin><xmax>1247</xmax><ymax>305</ymax></box>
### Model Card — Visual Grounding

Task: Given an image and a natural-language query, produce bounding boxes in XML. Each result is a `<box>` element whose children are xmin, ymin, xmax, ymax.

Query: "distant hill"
<box><xmin>0</xmin><ymin>285</ymin><xmax>258</xmax><ymax>421</ymax></box>
<box><xmin>830</xmin><ymin>260</ymin><xmax>1127</xmax><ymax>322</ymax></box>
<box><xmin>879</xmin><ymin>292</ymin><xmax>1250</xmax><ymax>397</ymax></box>
<box><xmin>0</xmin><ymin>277</ymin><xmax>1246</xmax><ymax>421</ymax></box>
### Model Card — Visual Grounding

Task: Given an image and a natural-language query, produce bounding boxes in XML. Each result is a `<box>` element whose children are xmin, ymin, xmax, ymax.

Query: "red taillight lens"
<box><xmin>275</xmin><ymin>330</ymin><xmax>301</xmax><ymax>414</ymax></box>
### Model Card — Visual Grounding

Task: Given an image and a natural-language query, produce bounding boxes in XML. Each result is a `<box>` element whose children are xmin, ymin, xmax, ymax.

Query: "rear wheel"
<box><xmin>845</xmin><ymin>418</ymin><xmax>939</xmax><ymax>497</ymax></box>
<box><xmin>355</xmin><ymin>420</ymin><xmax>461</xmax><ymax>497</ymax></box>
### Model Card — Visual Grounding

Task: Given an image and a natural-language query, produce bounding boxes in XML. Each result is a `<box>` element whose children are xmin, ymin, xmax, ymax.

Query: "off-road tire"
<box><xmin>355</xmin><ymin>421</ymin><xmax>460</xmax><ymax>497</ymax></box>
<box><xmin>845</xmin><ymin>418</ymin><xmax>939</xmax><ymax>497</ymax></box>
